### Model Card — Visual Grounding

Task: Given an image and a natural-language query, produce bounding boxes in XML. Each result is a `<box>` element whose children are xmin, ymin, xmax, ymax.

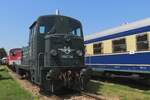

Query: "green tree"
<box><xmin>0</xmin><ymin>48</ymin><xmax>7</xmax><ymax>59</ymax></box>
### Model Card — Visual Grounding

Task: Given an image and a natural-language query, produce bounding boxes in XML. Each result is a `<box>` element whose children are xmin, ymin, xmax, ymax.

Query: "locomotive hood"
<box><xmin>45</xmin><ymin>34</ymin><xmax>84</xmax><ymax>67</ymax></box>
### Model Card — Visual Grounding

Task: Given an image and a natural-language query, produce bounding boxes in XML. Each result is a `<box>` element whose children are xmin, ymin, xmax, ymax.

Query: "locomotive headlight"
<box><xmin>80</xmin><ymin>68</ymin><xmax>88</xmax><ymax>77</ymax></box>
<box><xmin>76</xmin><ymin>50</ymin><xmax>83</xmax><ymax>56</ymax></box>
<box><xmin>50</xmin><ymin>49</ymin><xmax>57</xmax><ymax>56</ymax></box>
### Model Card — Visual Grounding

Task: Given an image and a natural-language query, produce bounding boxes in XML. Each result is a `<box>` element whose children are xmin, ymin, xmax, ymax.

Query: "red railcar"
<box><xmin>8</xmin><ymin>48</ymin><xmax>22</xmax><ymax>66</ymax></box>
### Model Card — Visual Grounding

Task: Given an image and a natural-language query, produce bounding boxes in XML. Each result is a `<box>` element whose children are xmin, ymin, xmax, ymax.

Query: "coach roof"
<box><xmin>85</xmin><ymin>18</ymin><xmax>150</xmax><ymax>41</ymax></box>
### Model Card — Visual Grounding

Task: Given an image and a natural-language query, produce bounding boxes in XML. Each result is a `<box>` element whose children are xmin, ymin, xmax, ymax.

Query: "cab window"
<box><xmin>70</xmin><ymin>27</ymin><xmax>82</xmax><ymax>37</ymax></box>
<box><xmin>39</xmin><ymin>26</ymin><xmax>45</xmax><ymax>34</ymax></box>
<box><xmin>32</xmin><ymin>26</ymin><xmax>36</xmax><ymax>35</ymax></box>
<box><xmin>10</xmin><ymin>51</ymin><xmax>16</xmax><ymax>56</ymax></box>
<box><xmin>76</xmin><ymin>28</ymin><xmax>81</xmax><ymax>36</ymax></box>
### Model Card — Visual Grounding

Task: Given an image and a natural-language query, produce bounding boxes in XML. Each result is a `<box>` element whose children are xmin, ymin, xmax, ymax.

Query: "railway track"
<box><xmin>50</xmin><ymin>92</ymin><xmax>105</xmax><ymax>100</ymax></box>
<box><xmin>81</xmin><ymin>91</ymin><xmax>106</xmax><ymax>100</ymax></box>
<box><xmin>44</xmin><ymin>88</ymin><xmax>106</xmax><ymax>100</ymax></box>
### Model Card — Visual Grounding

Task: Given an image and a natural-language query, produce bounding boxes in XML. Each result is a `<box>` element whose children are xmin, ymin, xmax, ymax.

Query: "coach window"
<box><xmin>39</xmin><ymin>26</ymin><xmax>45</xmax><ymax>34</ymax></box>
<box><xmin>112</xmin><ymin>38</ymin><xmax>126</xmax><ymax>53</ymax></box>
<box><xmin>136</xmin><ymin>34</ymin><xmax>149</xmax><ymax>51</ymax></box>
<box><xmin>93</xmin><ymin>42</ymin><xmax>103</xmax><ymax>54</ymax></box>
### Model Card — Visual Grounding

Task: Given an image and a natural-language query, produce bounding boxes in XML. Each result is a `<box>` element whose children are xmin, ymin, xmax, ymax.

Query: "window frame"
<box><xmin>76</xmin><ymin>27</ymin><xmax>82</xmax><ymax>37</ymax></box>
<box><xmin>136</xmin><ymin>33</ymin><xmax>149</xmax><ymax>51</ymax></box>
<box><xmin>39</xmin><ymin>26</ymin><xmax>46</xmax><ymax>34</ymax></box>
<box><xmin>112</xmin><ymin>38</ymin><xmax>127</xmax><ymax>53</ymax></box>
<box><xmin>70</xmin><ymin>27</ymin><xmax>82</xmax><ymax>37</ymax></box>
<box><xmin>93</xmin><ymin>42</ymin><xmax>103</xmax><ymax>54</ymax></box>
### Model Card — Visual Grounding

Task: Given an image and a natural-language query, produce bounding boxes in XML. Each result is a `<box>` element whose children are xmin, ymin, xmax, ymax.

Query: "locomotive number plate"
<box><xmin>61</xmin><ymin>55</ymin><xmax>73</xmax><ymax>58</ymax></box>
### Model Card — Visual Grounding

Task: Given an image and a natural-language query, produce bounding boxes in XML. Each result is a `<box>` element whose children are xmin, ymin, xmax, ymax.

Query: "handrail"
<box><xmin>37</xmin><ymin>52</ymin><xmax>44</xmax><ymax>74</ymax></box>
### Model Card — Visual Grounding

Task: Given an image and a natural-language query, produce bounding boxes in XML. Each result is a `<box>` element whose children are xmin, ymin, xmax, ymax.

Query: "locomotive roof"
<box><xmin>30</xmin><ymin>15</ymin><xmax>81</xmax><ymax>29</ymax></box>
<box><xmin>85</xmin><ymin>17</ymin><xmax>150</xmax><ymax>42</ymax></box>
<box><xmin>9</xmin><ymin>48</ymin><xmax>21</xmax><ymax>52</ymax></box>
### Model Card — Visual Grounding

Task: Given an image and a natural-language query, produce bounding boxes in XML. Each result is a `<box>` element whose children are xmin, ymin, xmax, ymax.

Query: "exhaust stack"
<box><xmin>55</xmin><ymin>9</ymin><xmax>60</xmax><ymax>15</ymax></box>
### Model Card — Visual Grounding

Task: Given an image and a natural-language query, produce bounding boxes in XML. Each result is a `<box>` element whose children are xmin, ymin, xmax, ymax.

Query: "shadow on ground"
<box><xmin>39</xmin><ymin>87</ymin><xmax>83</xmax><ymax>99</ymax></box>
<box><xmin>85</xmin><ymin>80</ymin><xmax>102</xmax><ymax>95</ymax></box>
<box><xmin>92</xmin><ymin>75</ymin><xmax>150</xmax><ymax>91</ymax></box>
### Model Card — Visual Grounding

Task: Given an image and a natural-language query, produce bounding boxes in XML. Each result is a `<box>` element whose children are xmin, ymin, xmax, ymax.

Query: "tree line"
<box><xmin>0</xmin><ymin>48</ymin><xmax>7</xmax><ymax>59</ymax></box>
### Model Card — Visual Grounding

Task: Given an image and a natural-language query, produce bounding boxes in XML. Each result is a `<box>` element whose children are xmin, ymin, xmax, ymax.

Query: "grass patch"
<box><xmin>86</xmin><ymin>80</ymin><xmax>150</xmax><ymax>100</ymax></box>
<box><xmin>0</xmin><ymin>66</ymin><xmax>32</xmax><ymax>100</ymax></box>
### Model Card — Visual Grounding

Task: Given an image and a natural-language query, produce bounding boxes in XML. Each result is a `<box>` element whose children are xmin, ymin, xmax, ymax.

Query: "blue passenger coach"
<box><xmin>84</xmin><ymin>18</ymin><xmax>150</xmax><ymax>75</ymax></box>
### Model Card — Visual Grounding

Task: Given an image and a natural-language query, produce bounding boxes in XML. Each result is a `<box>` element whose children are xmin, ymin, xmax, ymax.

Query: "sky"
<box><xmin>0</xmin><ymin>0</ymin><xmax>150</xmax><ymax>51</ymax></box>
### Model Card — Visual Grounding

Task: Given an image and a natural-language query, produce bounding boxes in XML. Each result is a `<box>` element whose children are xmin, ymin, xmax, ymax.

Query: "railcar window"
<box><xmin>93</xmin><ymin>43</ymin><xmax>103</xmax><ymax>54</ymax></box>
<box><xmin>112</xmin><ymin>38</ymin><xmax>126</xmax><ymax>53</ymax></box>
<box><xmin>39</xmin><ymin>26</ymin><xmax>45</xmax><ymax>34</ymax></box>
<box><xmin>136</xmin><ymin>34</ymin><xmax>149</xmax><ymax>51</ymax></box>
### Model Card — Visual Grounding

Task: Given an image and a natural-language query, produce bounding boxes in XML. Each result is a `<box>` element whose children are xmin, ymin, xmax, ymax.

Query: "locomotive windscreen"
<box><xmin>10</xmin><ymin>48</ymin><xmax>21</xmax><ymax>55</ymax></box>
<box><xmin>39</xmin><ymin>16</ymin><xmax>82</xmax><ymax>37</ymax></box>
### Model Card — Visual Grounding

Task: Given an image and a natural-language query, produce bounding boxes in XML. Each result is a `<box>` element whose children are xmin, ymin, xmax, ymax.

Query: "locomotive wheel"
<box><xmin>25</xmin><ymin>71</ymin><xmax>31</xmax><ymax>80</ymax></box>
<box><xmin>30</xmin><ymin>70</ymin><xmax>35</xmax><ymax>83</ymax></box>
<box><xmin>16</xmin><ymin>67</ymin><xmax>19</xmax><ymax>75</ymax></box>
<box><xmin>50</xmin><ymin>81</ymin><xmax>54</xmax><ymax>93</ymax></box>
<box><xmin>79</xmin><ymin>77</ymin><xmax>84</xmax><ymax>90</ymax></box>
